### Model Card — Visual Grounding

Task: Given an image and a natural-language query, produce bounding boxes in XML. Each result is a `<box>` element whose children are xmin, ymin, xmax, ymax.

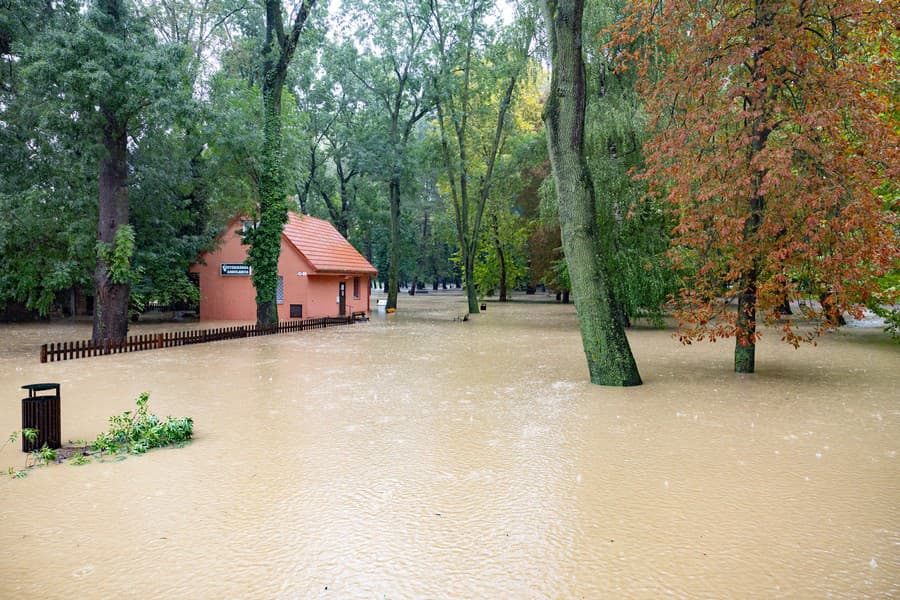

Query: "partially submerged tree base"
<box><xmin>541</xmin><ymin>0</ymin><xmax>641</xmax><ymax>387</ymax></box>
<box><xmin>734</xmin><ymin>341</ymin><xmax>755</xmax><ymax>374</ymax></box>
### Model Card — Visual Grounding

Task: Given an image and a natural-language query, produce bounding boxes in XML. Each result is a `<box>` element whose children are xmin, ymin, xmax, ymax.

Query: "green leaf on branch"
<box><xmin>96</xmin><ymin>225</ymin><xmax>142</xmax><ymax>285</ymax></box>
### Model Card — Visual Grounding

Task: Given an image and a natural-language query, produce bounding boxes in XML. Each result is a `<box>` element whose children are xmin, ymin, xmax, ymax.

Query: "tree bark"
<box><xmin>540</xmin><ymin>0</ymin><xmax>641</xmax><ymax>386</ymax></box>
<box><xmin>92</xmin><ymin>123</ymin><xmax>131</xmax><ymax>343</ymax></box>
<box><xmin>735</xmin><ymin>276</ymin><xmax>757</xmax><ymax>373</ymax></box>
<box><xmin>734</xmin><ymin>1</ymin><xmax>773</xmax><ymax>373</ymax></box>
<box><xmin>492</xmin><ymin>213</ymin><xmax>508</xmax><ymax>302</ymax></box>
<box><xmin>464</xmin><ymin>254</ymin><xmax>478</xmax><ymax>312</ymax></box>
<box><xmin>90</xmin><ymin>0</ymin><xmax>132</xmax><ymax>343</ymax></box>
<box><xmin>386</xmin><ymin>170</ymin><xmax>401</xmax><ymax>310</ymax></box>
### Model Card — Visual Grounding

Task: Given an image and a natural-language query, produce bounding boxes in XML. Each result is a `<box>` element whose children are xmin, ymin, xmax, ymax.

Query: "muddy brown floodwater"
<box><xmin>0</xmin><ymin>291</ymin><xmax>897</xmax><ymax>598</ymax></box>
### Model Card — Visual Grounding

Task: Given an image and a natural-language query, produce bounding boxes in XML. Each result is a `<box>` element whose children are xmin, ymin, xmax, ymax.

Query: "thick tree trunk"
<box><xmin>541</xmin><ymin>0</ymin><xmax>641</xmax><ymax>386</ymax></box>
<box><xmin>250</xmin><ymin>0</ymin><xmax>314</xmax><ymax>325</ymax></box>
<box><xmin>253</xmin><ymin>80</ymin><xmax>286</xmax><ymax>325</ymax></box>
<box><xmin>92</xmin><ymin>125</ymin><xmax>130</xmax><ymax>343</ymax></box>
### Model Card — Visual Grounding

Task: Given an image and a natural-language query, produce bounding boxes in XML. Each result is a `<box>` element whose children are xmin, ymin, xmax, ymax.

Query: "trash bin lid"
<box><xmin>21</xmin><ymin>383</ymin><xmax>60</xmax><ymax>392</ymax></box>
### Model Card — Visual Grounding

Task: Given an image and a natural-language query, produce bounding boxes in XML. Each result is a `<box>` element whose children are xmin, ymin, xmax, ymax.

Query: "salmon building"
<box><xmin>189</xmin><ymin>213</ymin><xmax>377</xmax><ymax>321</ymax></box>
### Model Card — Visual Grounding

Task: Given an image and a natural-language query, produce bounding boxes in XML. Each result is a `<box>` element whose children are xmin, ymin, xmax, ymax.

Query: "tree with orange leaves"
<box><xmin>616</xmin><ymin>0</ymin><xmax>899</xmax><ymax>372</ymax></box>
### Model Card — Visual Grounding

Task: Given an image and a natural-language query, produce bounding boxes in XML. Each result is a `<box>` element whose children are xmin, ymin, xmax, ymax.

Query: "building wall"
<box><xmin>189</xmin><ymin>221</ymin><xmax>371</xmax><ymax>321</ymax></box>
<box><xmin>305</xmin><ymin>273</ymin><xmax>371</xmax><ymax>319</ymax></box>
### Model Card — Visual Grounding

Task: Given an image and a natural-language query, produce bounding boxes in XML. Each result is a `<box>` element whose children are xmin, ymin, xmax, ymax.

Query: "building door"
<box><xmin>338</xmin><ymin>281</ymin><xmax>346</xmax><ymax>316</ymax></box>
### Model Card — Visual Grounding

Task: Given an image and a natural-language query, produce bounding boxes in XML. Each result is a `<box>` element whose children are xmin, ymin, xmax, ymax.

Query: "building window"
<box><xmin>290</xmin><ymin>304</ymin><xmax>303</xmax><ymax>318</ymax></box>
<box><xmin>276</xmin><ymin>276</ymin><xmax>284</xmax><ymax>305</ymax></box>
<box><xmin>353</xmin><ymin>276</ymin><xmax>360</xmax><ymax>299</ymax></box>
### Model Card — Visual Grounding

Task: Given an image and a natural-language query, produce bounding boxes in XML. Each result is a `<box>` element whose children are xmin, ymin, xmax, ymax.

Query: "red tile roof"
<box><xmin>282</xmin><ymin>213</ymin><xmax>377</xmax><ymax>275</ymax></box>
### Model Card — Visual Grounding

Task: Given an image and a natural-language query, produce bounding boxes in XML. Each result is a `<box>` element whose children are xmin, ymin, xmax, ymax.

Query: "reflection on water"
<box><xmin>0</xmin><ymin>291</ymin><xmax>897</xmax><ymax>597</ymax></box>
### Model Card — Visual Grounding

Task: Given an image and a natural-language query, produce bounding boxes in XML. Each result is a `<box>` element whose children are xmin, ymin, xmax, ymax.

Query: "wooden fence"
<box><xmin>40</xmin><ymin>316</ymin><xmax>356</xmax><ymax>363</ymax></box>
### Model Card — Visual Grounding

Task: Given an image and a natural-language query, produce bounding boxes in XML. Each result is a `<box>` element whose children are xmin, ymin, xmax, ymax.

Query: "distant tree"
<box><xmin>341</xmin><ymin>0</ymin><xmax>433</xmax><ymax>311</ymax></box>
<box><xmin>619</xmin><ymin>0</ymin><xmax>899</xmax><ymax>372</ymax></box>
<box><xmin>133</xmin><ymin>0</ymin><xmax>247</xmax><ymax>90</ymax></box>
<box><xmin>287</xmin><ymin>34</ymin><xmax>338</xmax><ymax>217</ymax></box>
<box><xmin>540</xmin><ymin>0</ymin><xmax>642</xmax><ymax>386</ymax></box>
<box><xmin>477</xmin><ymin>69</ymin><xmax>546</xmax><ymax>302</ymax></box>
<box><xmin>428</xmin><ymin>0</ymin><xmax>535</xmax><ymax>313</ymax></box>
<box><xmin>302</xmin><ymin>46</ymin><xmax>370</xmax><ymax>237</ymax></box>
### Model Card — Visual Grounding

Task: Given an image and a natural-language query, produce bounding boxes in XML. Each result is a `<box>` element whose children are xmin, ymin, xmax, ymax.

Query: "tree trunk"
<box><xmin>734</xmin><ymin>2</ymin><xmax>773</xmax><ymax>373</ymax></box>
<box><xmin>334</xmin><ymin>161</ymin><xmax>353</xmax><ymax>238</ymax></box>
<box><xmin>92</xmin><ymin>124</ymin><xmax>130</xmax><ymax>343</ymax></box>
<box><xmin>254</xmin><ymin>78</ymin><xmax>286</xmax><ymax>325</ymax></box>
<box><xmin>735</xmin><ymin>276</ymin><xmax>757</xmax><ymax>373</ymax></box>
<box><xmin>776</xmin><ymin>298</ymin><xmax>792</xmax><ymax>316</ymax></box>
<box><xmin>492</xmin><ymin>213</ymin><xmax>508</xmax><ymax>302</ymax></box>
<box><xmin>386</xmin><ymin>172</ymin><xmax>401</xmax><ymax>310</ymax></box>
<box><xmin>250</xmin><ymin>0</ymin><xmax>314</xmax><ymax>325</ymax></box>
<box><xmin>498</xmin><ymin>247</ymin><xmax>508</xmax><ymax>302</ymax></box>
<box><xmin>464</xmin><ymin>254</ymin><xmax>479</xmax><ymax>313</ymax></box>
<box><xmin>541</xmin><ymin>0</ymin><xmax>641</xmax><ymax>386</ymax></box>
<box><xmin>819</xmin><ymin>292</ymin><xmax>846</xmax><ymax>326</ymax></box>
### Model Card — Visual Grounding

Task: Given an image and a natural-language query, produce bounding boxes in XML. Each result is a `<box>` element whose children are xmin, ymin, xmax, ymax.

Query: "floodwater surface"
<box><xmin>0</xmin><ymin>292</ymin><xmax>897</xmax><ymax>598</ymax></box>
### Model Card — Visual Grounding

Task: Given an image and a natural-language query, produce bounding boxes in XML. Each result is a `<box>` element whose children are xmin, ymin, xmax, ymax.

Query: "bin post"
<box><xmin>20</xmin><ymin>383</ymin><xmax>61</xmax><ymax>452</ymax></box>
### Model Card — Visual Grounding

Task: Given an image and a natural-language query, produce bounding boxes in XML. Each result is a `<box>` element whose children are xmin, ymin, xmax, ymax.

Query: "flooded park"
<box><xmin>0</xmin><ymin>290</ymin><xmax>897</xmax><ymax>598</ymax></box>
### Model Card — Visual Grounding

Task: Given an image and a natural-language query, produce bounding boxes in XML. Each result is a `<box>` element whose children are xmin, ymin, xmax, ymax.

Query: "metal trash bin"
<box><xmin>21</xmin><ymin>383</ymin><xmax>61</xmax><ymax>452</ymax></box>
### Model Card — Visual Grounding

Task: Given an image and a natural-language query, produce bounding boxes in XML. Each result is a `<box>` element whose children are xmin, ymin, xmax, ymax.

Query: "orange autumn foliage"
<box><xmin>613</xmin><ymin>0</ymin><xmax>899</xmax><ymax>351</ymax></box>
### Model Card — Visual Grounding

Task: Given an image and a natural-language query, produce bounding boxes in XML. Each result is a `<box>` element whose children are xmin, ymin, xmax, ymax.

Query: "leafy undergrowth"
<box><xmin>5</xmin><ymin>393</ymin><xmax>192</xmax><ymax>478</ymax></box>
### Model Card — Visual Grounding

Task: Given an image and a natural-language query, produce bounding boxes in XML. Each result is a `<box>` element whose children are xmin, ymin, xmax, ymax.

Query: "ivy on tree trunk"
<box><xmin>248</xmin><ymin>0</ymin><xmax>315</xmax><ymax>325</ymax></box>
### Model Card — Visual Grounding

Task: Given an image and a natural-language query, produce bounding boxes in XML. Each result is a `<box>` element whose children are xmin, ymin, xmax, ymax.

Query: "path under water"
<box><xmin>0</xmin><ymin>291</ymin><xmax>897</xmax><ymax>598</ymax></box>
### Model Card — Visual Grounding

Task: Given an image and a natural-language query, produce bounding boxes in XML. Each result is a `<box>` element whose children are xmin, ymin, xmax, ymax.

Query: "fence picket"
<box><xmin>37</xmin><ymin>313</ymin><xmax>361</xmax><ymax>362</ymax></box>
